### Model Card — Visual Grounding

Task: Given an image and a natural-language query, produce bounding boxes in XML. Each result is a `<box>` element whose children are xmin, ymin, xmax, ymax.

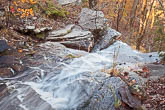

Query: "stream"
<box><xmin>0</xmin><ymin>41</ymin><xmax>159</xmax><ymax>110</ymax></box>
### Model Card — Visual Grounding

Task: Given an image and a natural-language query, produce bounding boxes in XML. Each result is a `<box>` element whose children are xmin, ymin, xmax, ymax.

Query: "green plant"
<box><xmin>108</xmin><ymin>85</ymin><xmax>121</xmax><ymax>108</ymax></box>
<box><xmin>43</xmin><ymin>0</ymin><xmax>69</xmax><ymax>18</ymax></box>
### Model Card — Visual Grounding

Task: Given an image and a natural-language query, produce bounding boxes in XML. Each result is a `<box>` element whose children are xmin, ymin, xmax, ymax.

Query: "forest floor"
<box><xmin>142</xmin><ymin>76</ymin><xmax>165</xmax><ymax>110</ymax></box>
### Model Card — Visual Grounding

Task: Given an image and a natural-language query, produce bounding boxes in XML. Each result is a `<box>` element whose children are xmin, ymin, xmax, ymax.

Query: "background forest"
<box><xmin>89</xmin><ymin>0</ymin><xmax>165</xmax><ymax>52</ymax></box>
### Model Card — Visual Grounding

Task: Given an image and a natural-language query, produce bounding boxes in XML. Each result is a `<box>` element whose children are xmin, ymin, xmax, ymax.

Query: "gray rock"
<box><xmin>48</xmin><ymin>28</ymin><xmax>92</xmax><ymax>40</ymax></box>
<box><xmin>34</xmin><ymin>27</ymin><xmax>52</xmax><ymax>34</ymax></box>
<box><xmin>143</xmin><ymin>64</ymin><xmax>165</xmax><ymax>81</ymax></box>
<box><xmin>0</xmin><ymin>40</ymin><xmax>9</xmax><ymax>53</ymax></box>
<box><xmin>92</xmin><ymin>28</ymin><xmax>121</xmax><ymax>52</ymax></box>
<box><xmin>25</xmin><ymin>25</ymin><xmax>35</xmax><ymax>30</ymax></box>
<box><xmin>78</xmin><ymin>8</ymin><xmax>107</xmax><ymax>30</ymax></box>
<box><xmin>48</xmin><ymin>24</ymin><xmax>75</xmax><ymax>37</ymax></box>
<box><xmin>58</xmin><ymin>0</ymin><xmax>81</xmax><ymax>5</ymax></box>
<box><xmin>47</xmin><ymin>25</ymin><xmax>94</xmax><ymax>51</ymax></box>
<box><xmin>77</xmin><ymin>76</ymin><xmax>126</xmax><ymax>110</ymax></box>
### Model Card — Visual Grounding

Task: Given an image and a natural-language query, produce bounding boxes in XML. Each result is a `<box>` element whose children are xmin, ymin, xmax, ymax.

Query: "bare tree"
<box><xmin>116</xmin><ymin>0</ymin><xmax>127</xmax><ymax>31</ymax></box>
<box><xmin>136</xmin><ymin>0</ymin><xmax>155</xmax><ymax>50</ymax></box>
<box><xmin>88</xmin><ymin>0</ymin><xmax>97</xmax><ymax>9</ymax></box>
<box><xmin>129</xmin><ymin>0</ymin><xmax>139</xmax><ymax>27</ymax></box>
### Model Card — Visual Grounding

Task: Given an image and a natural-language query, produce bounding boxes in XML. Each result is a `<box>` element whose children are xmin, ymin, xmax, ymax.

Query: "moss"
<box><xmin>36</xmin><ymin>33</ymin><xmax>45</xmax><ymax>39</ymax></box>
<box><xmin>31</xmin><ymin>0</ymin><xmax>69</xmax><ymax>18</ymax></box>
<box><xmin>65</xmin><ymin>54</ymin><xmax>82</xmax><ymax>59</ymax></box>
<box><xmin>67</xmin><ymin>29</ymin><xmax>72</xmax><ymax>33</ymax></box>
<box><xmin>43</xmin><ymin>0</ymin><xmax>69</xmax><ymax>18</ymax></box>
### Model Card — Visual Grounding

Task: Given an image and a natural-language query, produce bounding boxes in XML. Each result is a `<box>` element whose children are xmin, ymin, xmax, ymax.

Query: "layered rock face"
<box><xmin>47</xmin><ymin>8</ymin><xmax>121</xmax><ymax>51</ymax></box>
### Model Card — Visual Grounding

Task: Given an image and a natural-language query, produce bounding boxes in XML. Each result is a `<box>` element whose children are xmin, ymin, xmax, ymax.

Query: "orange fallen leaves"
<box><xmin>18</xmin><ymin>49</ymin><xmax>23</xmax><ymax>53</ymax></box>
<box><xmin>11</xmin><ymin>0</ymin><xmax>36</xmax><ymax>18</ymax></box>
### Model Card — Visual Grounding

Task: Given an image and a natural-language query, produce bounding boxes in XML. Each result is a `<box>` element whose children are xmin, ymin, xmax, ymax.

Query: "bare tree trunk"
<box><xmin>136</xmin><ymin>0</ymin><xmax>155</xmax><ymax>50</ymax></box>
<box><xmin>129</xmin><ymin>0</ymin><xmax>139</xmax><ymax>27</ymax></box>
<box><xmin>116</xmin><ymin>0</ymin><xmax>127</xmax><ymax>31</ymax></box>
<box><xmin>88</xmin><ymin>0</ymin><xmax>97</xmax><ymax>9</ymax></box>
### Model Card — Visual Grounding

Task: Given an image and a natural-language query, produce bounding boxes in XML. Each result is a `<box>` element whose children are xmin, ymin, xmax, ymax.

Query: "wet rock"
<box><xmin>0</xmin><ymin>42</ymin><xmax>88</xmax><ymax>110</ymax></box>
<box><xmin>11</xmin><ymin>64</ymin><xmax>25</xmax><ymax>73</ymax></box>
<box><xmin>0</xmin><ymin>56</ymin><xmax>25</xmax><ymax>78</ymax></box>
<box><xmin>0</xmin><ymin>40</ymin><xmax>10</xmax><ymax>53</ymax></box>
<box><xmin>0</xmin><ymin>83</ymin><xmax>7</xmax><ymax>99</ymax></box>
<box><xmin>0</xmin><ymin>56</ymin><xmax>19</xmax><ymax>67</ymax></box>
<box><xmin>0</xmin><ymin>41</ymin><xmax>158</xmax><ymax>110</ymax></box>
<box><xmin>0</xmin><ymin>68</ymin><xmax>13</xmax><ymax>78</ymax></box>
<box><xmin>0</xmin><ymin>85</ymin><xmax>55</xmax><ymax>110</ymax></box>
<box><xmin>92</xmin><ymin>28</ymin><xmax>121</xmax><ymax>52</ymax></box>
<box><xmin>58</xmin><ymin>0</ymin><xmax>81</xmax><ymax>5</ymax></box>
<box><xmin>78</xmin><ymin>8</ymin><xmax>107</xmax><ymax>31</ymax></box>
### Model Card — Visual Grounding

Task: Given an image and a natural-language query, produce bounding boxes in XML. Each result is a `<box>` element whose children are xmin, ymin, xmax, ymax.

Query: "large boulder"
<box><xmin>47</xmin><ymin>25</ymin><xmax>94</xmax><ymax>51</ymax></box>
<box><xmin>78</xmin><ymin>8</ymin><xmax>107</xmax><ymax>31</ymax></box>
<box><xmin>92</xmin><ymin>28</ymin><xmax>121</xmax><ymax>52</ymax></box>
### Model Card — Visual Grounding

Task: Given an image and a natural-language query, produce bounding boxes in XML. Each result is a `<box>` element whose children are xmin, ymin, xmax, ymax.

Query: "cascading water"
<box><xmin>0</xmin><ymin>41</ymin><xmax>159</xmax><ymax>110</ymax></box>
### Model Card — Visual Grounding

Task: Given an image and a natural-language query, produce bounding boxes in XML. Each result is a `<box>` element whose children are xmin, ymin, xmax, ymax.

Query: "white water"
<box><xmin>21</xmin><ymin>41</ymin><xmax>159</xmax><ymax>109</ymax></box>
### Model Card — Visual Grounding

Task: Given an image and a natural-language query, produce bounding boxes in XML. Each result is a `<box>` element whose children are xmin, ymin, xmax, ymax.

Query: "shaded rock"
<box><xmin>58</xmin><ymin>0</ymin><xmax>81</xmax><ymax>5</ymax></box>
<box><xmin>143</xmin><ymin>64</ymin><xmax>165</xmax><ymax>81</ymax></box>
<box><xmin>92</xmin><ymin>28</ymin><xmax>121</xmax><ymax>52</ymax></box>
<box><xmin>0</xmin><ymin>8</ymin><xmax>5</xmax><ymax>17</ymax></box>
<box><xmin>60</xmin><ymin>39</ymin><xmax>92</xmax><ymax>51</ymax></box>
<box><xmin>17</xmin><ymin>25</ymin><xmax>52</xmax><ymax>39</ymax></box>
<box><xmin>34</xmin><ymin>27</ymin><xmax>52</xmax><ymax>40</ymax></box>
<box><xmin>119</xmin><ymin>86</ymin><xmax>141</xmax><ymax>109</ymax></box>
<box><xmin>0</xmin><ymin>40</ymin><xmax>10</xmax><ymax>53</ymax></box>
<box><xmin>78</xmin><ymin>8</ymin><xmax>107</xmax><ymax>30</ymax></box>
